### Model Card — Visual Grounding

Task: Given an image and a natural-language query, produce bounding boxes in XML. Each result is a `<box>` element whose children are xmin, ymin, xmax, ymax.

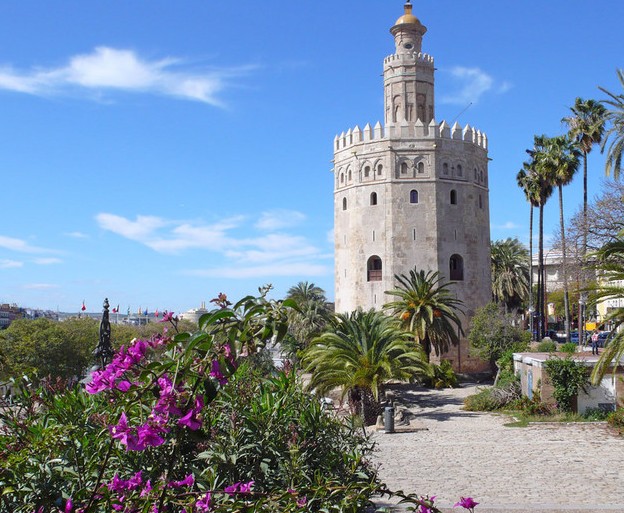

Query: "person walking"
<box><xmin>591</xmin><ymin>330</ymin><xmax>600</xmax><ymax>355</ymax></box>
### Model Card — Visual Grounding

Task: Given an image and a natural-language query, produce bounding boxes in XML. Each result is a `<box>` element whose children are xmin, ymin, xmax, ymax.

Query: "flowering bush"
<box><xmin>0</xmin><ymin>290</ymin><xmax>380</xmax><ymax>512</ymax></box>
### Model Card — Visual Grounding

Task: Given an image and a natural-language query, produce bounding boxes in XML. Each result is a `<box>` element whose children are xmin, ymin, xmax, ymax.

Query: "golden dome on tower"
<box><xmin>394</xmin><ymin>1</ymin><xmax>421</xmax><ymax>25</ymax></box>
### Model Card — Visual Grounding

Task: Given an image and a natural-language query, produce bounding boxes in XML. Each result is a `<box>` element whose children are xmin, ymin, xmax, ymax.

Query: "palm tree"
<box><xmin>562</xmin><ymin>98</ymin><xmax>607</xmax><ymax>246</ymax></box>
<box><xmin>536</xmin><ymin>135</ymin><xmax>581</xmax><ymax>341</ymax></box>
<box><xmin>599</xmin><ymin>69</ymin><xmax>624</xmax><ymax>180</ymax></box>
<box><xmin>490</xmin><ymin>238</ymin><xmax>530</xmax><ymax>315</ymax></box>
<box><xmin>523</xmin><ymin>136</ymin><xmax>554</xmax><ymax>340</ymax></box>
<box><xmin>283</xmin><ymin>281</ymin><xmax>330</xmax><ymax>359</ymax></box>
<box><xmin>590</xmin><ymin>236</ymin><xmax>624</xmax><ymax>384</ymax></box>
<box><xmin>516</xmin><ymin>163</ymin><xmax>541</xmax><ymax>335</ymax></box>
<box><xmin>303</xmin><ymin>309</ymin><xmax>426</xmax><ymax>424</ymax></box>
<box><xmin>384</xmin><ymin>269</ymin><xmax>464</xmax><ymax>362</ymax></box>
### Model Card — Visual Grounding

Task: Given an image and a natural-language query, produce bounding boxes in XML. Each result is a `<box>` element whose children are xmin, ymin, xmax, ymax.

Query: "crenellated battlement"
<box><xmin>334</xmin><ymin>119</ymin><xmax>487</xmax><ymax>153</ymax></box>
<box><xmin>384</xmin><ymin>51</ymin><xmax>434</xmax><ymax>66</ymax></box>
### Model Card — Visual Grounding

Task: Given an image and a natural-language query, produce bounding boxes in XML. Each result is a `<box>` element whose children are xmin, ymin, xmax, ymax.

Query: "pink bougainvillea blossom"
<box><xmin>224</xmin><ymin>481</ymin><xmax>254</xmax><ymax>496</ymax></box>
<box><xmin>209</xmin><ymin>360</ymin><xmax>228</xmax><ymax>386</ymax></box>
<box><xmin>454</xmin><ymin>497</ymin><xmax>479</xmax><ymax>510</ymax></box>
<box><xmin>168</xmin><ymin>474</ymin><xmax>195</xmax><ymax>488</ymax></box>
<box><xmin>195</xmin><ymin>492</ymin><xmax>212</xmax><ymax>512</ymax></box>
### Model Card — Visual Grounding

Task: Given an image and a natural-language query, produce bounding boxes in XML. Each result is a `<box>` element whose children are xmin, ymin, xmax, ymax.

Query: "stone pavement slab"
<box><xmin>371</xmin><ymin>384</ymin><xmax>624</xmax><ymax>513</ymax></box>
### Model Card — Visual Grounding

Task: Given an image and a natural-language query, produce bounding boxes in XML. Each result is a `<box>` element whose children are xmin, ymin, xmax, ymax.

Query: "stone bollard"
<box><xmin>384</xmin><ymin>406</ymin><xmax>395</xmax><ymax>433</ymax></box>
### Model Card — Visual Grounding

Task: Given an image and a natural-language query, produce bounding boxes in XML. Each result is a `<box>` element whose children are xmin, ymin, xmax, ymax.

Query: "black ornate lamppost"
<box><xmin>93</xmin><ymin>298</ymin><xmax>115</xmax><ymax>369</ymax></box>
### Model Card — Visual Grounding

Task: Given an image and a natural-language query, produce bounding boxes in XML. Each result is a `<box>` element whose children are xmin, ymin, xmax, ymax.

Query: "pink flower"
<box><xmin>109</xmin><ymin>413</ymin><xmax>131</xmax><ymax>445</ymax></box>
<box><xmin>160</xmin><ymin>311</ymin><xmax>174</xmax><ymax>323</ymax></box>
<box><xmin>195</xmin><ymin>492</ymin><xmax>212</xmax><ymax>512</ymax></box>
<box><xmin>454</xmin><ymin>497</ymin><xmax>479</xmax><ymax>510</ymax></box>
<box><xmin>296</xmin><ymin>496</ymin><xmax>307</xmax><ymax>508</ymax></box>
<box><xmin>64</xmin><ymin>498</ymin><xmax>73</xmax><ymax>512</ymax></box>
<box><xmin>168</xmin><ymin>474</ymin><xmax>195</xmax><ymax>488</ymax></box>
<box><xmin>178</xmin><ymin>396</ymin><xmax>204</xmax><ymax>430</ymax></box>
<box><xmin>238</xmin><ymin>480</ymin><xmax>254</xmax><ymax>494</ymax></box>
<box><xmin>209</xmin><ymin>360</ymin><xmax>228</xmax><ymax>386</ymax></box>
<box><xmin>224</xmin><ymin>480</ymin><xmax>254</xmax><ymax>496</ymax></box>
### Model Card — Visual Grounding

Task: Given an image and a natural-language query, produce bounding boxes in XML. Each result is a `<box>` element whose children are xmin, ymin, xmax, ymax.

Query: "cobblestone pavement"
<box><xmin>371</xmin><ymin>384</ymin><xmax>624</xmax><ymax>513</ymax></box>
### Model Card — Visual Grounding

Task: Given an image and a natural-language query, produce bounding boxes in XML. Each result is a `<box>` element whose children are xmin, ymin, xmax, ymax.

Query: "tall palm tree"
<box><xmin>303</xmin><ymin>309</ymin><xmax>426</xmax><ymax>424</ymax></box>
<box><xmin>537</xmin><ymin>135</ymin><xmax>581</xmax><ymax>341</ymax></box>
<box><xmin>599</xmin><ymin>69</ymin><xmax>624</xmax><ymax>180</ymax></box>
<box><xmin>523</xmin><ymin>136</ymin><xmax>554</xmax><ymax>340</ymax></box>
<box><xmin>516</xmin><ymin>163</ymin><xmax>541</xmax><ymax>335</ymax></box>
<box><xmin>283</xmin><ymin>281</ymin><xmax>330</xmax><ymax>358</ymax></box>
<box><xmin>590</xmin><ymin>236</ymin><xmax>624</xmax><ymax>384</ymax></box>
<box><xmin>490</xmin><ymin>238</ymin><xmax>530</xmax><ymax>315</ymax></box>
<box><xmin>562</xmin><ymin>98</ymin><xmax>607</xmax><ymax>246</ymax></box>
<box><xmin>384</xmin><ymin>269</ymin><xmax>464</xmax><ymax>362</ymax></box>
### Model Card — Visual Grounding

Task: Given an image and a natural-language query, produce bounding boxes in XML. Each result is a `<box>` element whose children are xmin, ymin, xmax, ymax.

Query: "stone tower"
<box><xmin>332</xmin><ymin>2</ymin><xmax>491</xmax><ymax>372</ymax></box>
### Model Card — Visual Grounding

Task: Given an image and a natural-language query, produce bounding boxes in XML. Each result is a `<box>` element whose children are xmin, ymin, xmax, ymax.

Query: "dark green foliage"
<box><xmin>544</xmin><ymin>357</ymin><xmax>589</xmax><ymax>412</ymax></box>
<box><xmin>422</xmin><ymin>360</ymin><xmax>459</xmax><ymax>389</ymax></box>
<box><xmin>468</xmin><ymin>302</ymin><xmax>530</xmax><ymax>371</ymax></box>
<box><xmin>607</xmin><ymin>408</ymin><xmax>624</xmax><ymax>433</ymax></box>
<box><xmin>536</xmin><ymin>340</ymin><xmax>557</xmax><ymax>352</ymax></box>
<box><xmin>560</xmin><ymin>342</ymin><xmax>577</xmax><ymax>354</ymax></box>
<box><xmin>463</xmin><ymin>388</ymin><xmax>503</xmax><ymax>411</ymax></box>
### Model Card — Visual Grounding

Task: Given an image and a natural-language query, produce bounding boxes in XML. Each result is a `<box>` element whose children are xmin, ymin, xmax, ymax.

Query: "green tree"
<box><xmin>522</xmin><ymin>136</ymin><xmax>555</xmax><ymax>339</ymax></box>
<box><xmin>490</xmin><ymin>238</ymin><xmax>530</xmax><ymax>314</ymax></box>
<box><xmin>590</xmin><ymin>236</ymin><xmax>624</xmax><ymax>384</ymax></box>
<box><xmin>303</xmin><ymin>309</ymin><xmax>426</xmax><ymax>425</ymax></box>
<box><xmin>0</xmin><ymin>318</ymin><xmax>96</xmax><ymax>381</ymax></box>
<box><xmin>537</xmin><ymin>135</ymin><xmax>581</xmax><ymax>341</ymax></box>
<box><xmin>544</xmin><ymin>357</ymin><xmax>589</xmax><ymax>413</ymax></box>
<box><xmin>384</xmin><ymin>268</ymin><xmax>464</xmax><ymax>362</ymax></box>
<box><xmin>599</xmin><ymin>69</ymin><xmax>624</xmax><ymax>180</ymax></box>
<box><xmin>468</xmin><ymin>302</ymin><xmax>530</xmax><ymax>376</ymax></box>
<box><xmin>283</xmin><ymin>282</ymin><xmax>331</xmax><ymax>360</ymax></box>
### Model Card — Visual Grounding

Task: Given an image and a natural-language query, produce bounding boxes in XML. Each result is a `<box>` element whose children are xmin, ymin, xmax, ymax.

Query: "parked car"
<box><xmin>597</xmin><ymin>331</ymin><xmax>612</xmax><ymax>347</ymax></box>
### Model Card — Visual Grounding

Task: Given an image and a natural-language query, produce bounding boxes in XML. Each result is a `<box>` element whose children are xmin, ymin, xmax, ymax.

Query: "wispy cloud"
<box><xmin>96</xmin><ymin>211</ymin><xmax>331</xmax><ymax>279</ymax></box>
<box><xmin>254</xmin><ymin>210</ymin><xmax>306</xmax><ymax>231</ymax></box>
<box><xmin>23</xmin><ymin>283</ymin><xmax>59</xmax><ymax>290</ymax></box>
<box><xmin>33</xmin><ymin>257</ymin><xmax>63</xmax><ymax>265</ymax></box>
<box><xmin>0</xmin><ymin>235</ymin><xmax>56</xmax><ymax>254</ymax></box>
<box><xmin>493</xmin><ymin>221</ymin><xmax>521</xmax><ymax>230</ymax></box>
<box><xmin>439</xmin><ymin>66</ymin><xmax>510</xmax><ymax>106</ymax></box>
<box><xmin>0</xmin><ymin>47</ymin><xmax>252</xmax><ymax>105</ymax></box>
<box><xmin>0</xmin><ymin>259</ymin><xmax>23</xmax><ymax>269</ymax></box>
<box><xmin>65</xmin><ymin>231</ymin><xmax>89</xmax><ymax>239</ymax></box>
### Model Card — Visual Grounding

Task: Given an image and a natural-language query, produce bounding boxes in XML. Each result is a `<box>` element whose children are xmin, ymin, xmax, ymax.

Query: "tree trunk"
<box><xmin>529</xmin><ymin>205</ymin><xmax>534</xmax><ymax>337</ymax></box>
<box><xmin>538</xmin><ymin>203</ymin><xmax>545</xmax><ymax>340</ymax></box>
<box><xmin>579</xmin><ymin>152</ymin><xmax>589</xmax><ymax>348</ymax></box>
<box><xmin>558</xmin><ymin>185</ymin><xmax>571</xmax><ymax>343</ymax></box>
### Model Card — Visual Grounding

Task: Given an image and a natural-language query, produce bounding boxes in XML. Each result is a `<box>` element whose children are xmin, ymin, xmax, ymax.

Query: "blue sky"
<box><xmin>1</xmin><ymin>1</ymin><xmax>622</xmax><ymax>313</ymax></box>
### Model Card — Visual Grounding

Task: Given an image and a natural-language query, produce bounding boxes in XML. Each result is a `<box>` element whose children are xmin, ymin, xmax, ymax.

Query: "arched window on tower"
<box><xmin>370</xmin><ymin>192</ymin><xmax>378</xmax><ymax>206</ymax></box>
<box><xmin>377</xmin><ymin>164</ymin><xmax>383</xmax><ymax>175</ymax></box>
<box><xmin>410</xmin><ymin>189</ymin><xmax>419</xmax><ymax>204</ymax></box>
<box><xmin>348</xmin><ymin>170</ymin><xmax>352</xmax><ymax>181</ymax></box>
<box><xmin>342</xmin><ymin>197</ymin><xmax>347</xmax><ymax>211</ymax></box>
<box><xmin>364</xmin><ymin>165</ymin><xmax>370</xmax><ymax>178</ymax></box>
<box><xmin>417</xmin><ymin>161</ymin><xmax>425</xmax><ymax>174</ymax></box>
<box><xmin>401</xmin><ymin>162</ymin><xmax>408</xmax><ymax>175</ymax></box>
<box><xmin>449</xmin><ymin>254</ymin><xmax>464</xmax><ymax>281</ymax></box>
<box><xmin>443</xmin><ymin>163</ymin><xmax>449</xmax><ymax>175</ymax></box>
<box><xmin>457</xmin><ymin>164</ymin><xmax>462</xmax><ymax>177</ymax></box>
<box><xmin>450</xmin><ymin>189</ymin><xmax>458</xmax><ymax>205</ymax></box>
<box><xmin>367</xmin><ymin>256</ymin><xmax>382</xmax><ymax>282</ymax></box>
<box><xmin>479</xmin><ymin>194</ymin><xmax>483</xmax><ymax>209</ymax></box>
<box><xmin>340</xmin><ymin>173</ymin><xmax>344</xmax><ymax>184</ymax></box>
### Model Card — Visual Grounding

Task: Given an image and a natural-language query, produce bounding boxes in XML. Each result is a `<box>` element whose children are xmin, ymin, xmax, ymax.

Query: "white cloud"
<box><xmin>0</xmin><ymin>47</ymin><xmax>251</xmax><ymax>105</ymax></box>
<box><xmin>254</xmin><ymin>210</ymin><xmax>306</xmax><ymax>231</ymax></box>
<box><xmin>65</xmin><ymin>231</ymin><xmax>89</xmax><ymax>238</ymax></box>
<box><xmin>0</xmin><ymin>235</ymin><xmax>55</xmax><ymax>254</ymax></box>
<box><xmin>33</xmin><ymin>257</ymin><xmax>63</xmax><ymax>265</ymax></box>
<box><xmin>0</xmin><ymin>259</ymin><xmax>23</xmax><ymax>269</ymax></box>
<box><xmin>439</xmin><ymin>66</ymin><xmax>507</xmax><ymax>106</ymax></box>
<box><xmin>494</xmin><ymin>221</ymin><xmax>521</xmax><ymax>230</ymax></box>
<box><xmin>23</xmin><ymin>283</ymin><xmax>59</xmax><ymax>290</ymax></box>
<box><xmin>96</xmin><ymin>211</ymin><xmax>331</xmax><ymax>281</ymax></box>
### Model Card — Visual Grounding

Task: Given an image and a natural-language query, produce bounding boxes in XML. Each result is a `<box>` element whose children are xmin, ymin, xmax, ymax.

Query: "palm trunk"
<box><xmin>529</xmin><ymin>205</ymin><xmax>534</xmax><ymax>337</ymax></box>
<box><xmin>558</xmin><ymin>185</ymin><xmax>571</xmax><ymax>342</ymax></box>
<box><xmin>538</xmin><ymin>203</ymin><xmax>545</xmax><ymax>340</ymax></box>
<box><xmin>580</xmin><ymin>152</ymin><xmax>589</xmax><ymax>347</ymax></box>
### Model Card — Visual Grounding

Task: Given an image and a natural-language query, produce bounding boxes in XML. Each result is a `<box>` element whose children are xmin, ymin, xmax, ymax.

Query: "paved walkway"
<box><xmin>371</xmin><ymin>384</ymin><xmax>624</xmax><ymax>512</ymax></box>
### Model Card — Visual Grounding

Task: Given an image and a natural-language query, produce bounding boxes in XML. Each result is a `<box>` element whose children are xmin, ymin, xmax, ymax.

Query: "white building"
<box><xmin>332</xmin><ymin>2</ymin><xmax>491</xmax><ymax>372</ymax></box>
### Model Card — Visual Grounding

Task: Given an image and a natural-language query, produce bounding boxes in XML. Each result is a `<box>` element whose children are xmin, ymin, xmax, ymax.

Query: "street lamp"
<box><xmin>579</xmin><ymin>293</ymin><xmax>588</xmax><ymax>350</ymax></box>
<box><xmin>93</xmin><ymin>298</ymin><xmax>115</xmax><ymax>369</ymax></box>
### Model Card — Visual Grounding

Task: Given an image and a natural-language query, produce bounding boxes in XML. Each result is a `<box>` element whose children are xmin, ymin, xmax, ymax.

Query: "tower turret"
<box><xmin>384</xmin><ymin>1</ymin><xmax>435</xmax><ymax>127</ymax></box>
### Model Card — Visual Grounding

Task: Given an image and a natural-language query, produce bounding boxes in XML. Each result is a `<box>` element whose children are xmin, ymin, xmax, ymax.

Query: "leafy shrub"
<box><xmin>463</xmin><ymin>388</ymin><xmax>502</xmax><ymax>411</ymax></box>
<box><xmin>536</xmin><ymin>340</ymin><xmax>557</xmax><ymax>352</ymax></box>
<box><xmin>543</xmin><ymin>357</ymin><xmax>589</xmax><ymax>413</ymax></box>
<box><xmin>560</xmin><ymin>342</ymin><xmax>577</xmax><ymax>354</ymax></box>
<box><xmin>0</xmin><ymin>292</ymin><xmax>381</xmax><ymax>512</ymax></box>
<box><xmin>508</xmin><ymin>394</ymin><xmax>554</xmax><ymax>416</ymax></box>
<box><xmin>422</xmin><ymin>359</ymin><xmax>459</xmax><ymax>389</ymax></box>
<box><xmin>607</xmin><ymin>408</ymin><xmax>624</xmax><ymax>433</ymax></box>
<box><xmin>582</xmin><ymin>407</ymin><xmax>611</xmax><ymax>421</ymax></box>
